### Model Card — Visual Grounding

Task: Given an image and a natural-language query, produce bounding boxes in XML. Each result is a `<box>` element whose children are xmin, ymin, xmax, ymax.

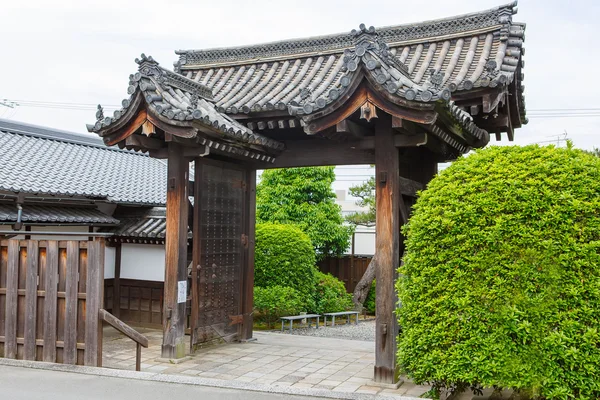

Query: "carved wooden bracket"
<box><xmin>360</xmin><ymin>101</ymin><xmax>378</xmax><ymax>122</ymax></box>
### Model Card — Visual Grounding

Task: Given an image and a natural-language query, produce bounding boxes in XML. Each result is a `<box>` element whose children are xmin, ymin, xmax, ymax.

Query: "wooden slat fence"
<box><xmin>318</xmin><ymin>255</ymin><xmax>373</xmax><ymax>293</ymax></box>
<box><xmin>0</xmin><ymin>239</ymin><xmax>104</xmax><ymax>366</ymax></box>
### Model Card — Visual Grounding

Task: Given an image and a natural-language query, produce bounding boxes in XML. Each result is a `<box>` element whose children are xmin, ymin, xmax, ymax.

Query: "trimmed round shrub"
<box><xmin>254</xmin><ymin>223</ymin><xmax>317</xmax><ymax>308</ymax></box>
<box><xmin>313</xmin><ymin>271</ymin><xmax>353</xmax><ymax>314</ymax></box>
<box><xmin>397</xmin><ymin>145</ymin><xmax>600</xmax><ymax>399</ymax></box>
<box><xmin>254</xmin><ymin>286</ymin><xmax>303</xmax><ymax>328</ymax></box>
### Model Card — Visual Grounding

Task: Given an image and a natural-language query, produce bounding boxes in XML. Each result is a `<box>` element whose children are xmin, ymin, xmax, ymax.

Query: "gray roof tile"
<box><xmin>174</xmin><ymin>2</ymin><xmax>525</xmax><ymax>125</ymax></box>
<box><xmin>88</xmin><ymin>55</ymin><xmax>284</xmax><ymax>161</ymax></box>
<box><xmin>0</xmin><ymin>203</ymin><xmax>119</xmax><ymax>224</ymax></box>
<box><xmin>0</xmin><ymin>119</ymin><xmax>168</xmax><ymax>205</ymax></box>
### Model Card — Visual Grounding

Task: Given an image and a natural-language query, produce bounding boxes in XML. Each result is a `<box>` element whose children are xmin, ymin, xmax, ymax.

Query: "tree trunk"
<box><xmin>352</xmin><ymin>254</ymin><xmax>377</xmax><ymax>310</ymax></box>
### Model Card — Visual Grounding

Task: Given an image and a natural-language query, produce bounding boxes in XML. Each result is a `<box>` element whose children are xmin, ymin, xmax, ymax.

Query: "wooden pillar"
<box><xmin>240</xmin><ymin>169</ymin><xmax>257</xmax><ymax>340</ymax></box>
<box><xmin>374</xmin><ymin>112</ymin><xmax>401</xmax><ymax>384</ymax></box>
<box><xmin>113</xmin><ymin>243</ymin><xmax>122</xmax><ymax>318</ymax></box>
<box><xmin>162</xmin><ymin>142</ymin><xmax>189</xmax><ymax>359</ymax></box>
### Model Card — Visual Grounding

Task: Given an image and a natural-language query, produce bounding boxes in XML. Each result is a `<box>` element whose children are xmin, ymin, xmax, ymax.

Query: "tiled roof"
<box><xmin>88</xmin><ymin>55</ymin><xmax>284</xmax><ymax>162</ymax></box>
<box><xmin>0</xmin><ymin>118</ymin><xmax>168</xmax><ymax>205</ymax></box>
<box><xmin>175</xmin><ymin>2</ymin><xmax>525</xmax><ymax>125</ymax></box>
<box><xmin>101</xmin><ymin>207</ymin><xmax>191</xmax><ymax>240</ymax></box>
<box><xmin>0</xmin><ymin>203</ymin><xmax>118</xmax><ymax>225</ymax></box>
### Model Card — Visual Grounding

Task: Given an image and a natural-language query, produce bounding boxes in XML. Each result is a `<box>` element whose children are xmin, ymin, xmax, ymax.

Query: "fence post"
<box><xmin>85</xmin><ymin>238</ymin><xmax>105</xmax><ymax>367</ymax></box>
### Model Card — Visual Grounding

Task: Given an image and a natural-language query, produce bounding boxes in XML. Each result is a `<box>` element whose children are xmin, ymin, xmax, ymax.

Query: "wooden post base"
<box><xmin>374</xmin><ymin>365</ymin><xmax>398</xmax><ymax>384</ymax></box>
<box><xmin>161</xmin><ymin>339</ymin><xmax>188</xmax><ymax>360</ymax></box>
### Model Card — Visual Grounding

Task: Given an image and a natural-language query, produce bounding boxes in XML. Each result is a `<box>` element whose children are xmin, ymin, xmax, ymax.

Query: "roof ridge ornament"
<box><xmin>135</xmin><ymin>53</ymin><xmax>214</xmax><ymax>101</ymax></box>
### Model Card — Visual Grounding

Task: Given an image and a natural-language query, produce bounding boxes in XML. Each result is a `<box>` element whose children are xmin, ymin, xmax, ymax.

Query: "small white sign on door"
<box><xmin>178</xmin><ymin>280</ymin><xmax>187</xmax><ymax>303</ymax></box>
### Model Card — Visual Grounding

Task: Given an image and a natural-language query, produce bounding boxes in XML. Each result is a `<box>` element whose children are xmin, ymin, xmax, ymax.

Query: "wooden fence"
<box><xmin>318</xmin><ymin>255</ymin><xmax>373</xmax><ymax>293</ymax></box>
<box><xmin>0</xmin><ymin>239</ymin><xmax>104</xmax><ymax>366</ymax></box>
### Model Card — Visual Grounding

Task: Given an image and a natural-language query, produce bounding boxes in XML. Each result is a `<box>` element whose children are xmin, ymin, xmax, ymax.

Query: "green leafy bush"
<box><xmin>397</xmin><ymin>145</ymin><xmax>600</xmax><ymax>399</ymax></box>
<box><xmin>254</xmin><ymin>223</ymin><xmax>317</xmax><ymax>309</ymax></box>
<box><xmin>256</xmin><ymin>167</ymin><xmax>353</xmax><ymax>259</ymax></box>
<box><xmin>254</xmin><ymin>286</ymin><xmax>303</xmax><ymax>328</ymax></box>
<box><xmin>313</xmin><ymin>271</ymin><xmax>353</xmax><ymax>314</ymax></box>
<box><xmin>364</xmin><ymin>280</ymin><xmax>376</xmax><ymax>315</ymax></box>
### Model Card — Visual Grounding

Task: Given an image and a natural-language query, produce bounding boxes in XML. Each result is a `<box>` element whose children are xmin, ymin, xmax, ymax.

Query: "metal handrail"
<box><xmin>99</xmin><ymin>308</ymin><xmax>149</xmax><ymax>371</ymax></box>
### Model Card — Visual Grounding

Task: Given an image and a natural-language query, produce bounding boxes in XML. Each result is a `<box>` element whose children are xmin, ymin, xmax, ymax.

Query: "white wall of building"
<box><xmin>105</xmin><ymin>246</ymin><xmax>115</xmax><ymax>279</ymax></box>
<box><xmin>120</xmin><ymin>243</ymin><xmax>165</xmax><ymax>282</ymax></box>
<box><xmin>352</xmin><ymin>229</ymin><xmax>376</xmax><ymax>255</ymax></box>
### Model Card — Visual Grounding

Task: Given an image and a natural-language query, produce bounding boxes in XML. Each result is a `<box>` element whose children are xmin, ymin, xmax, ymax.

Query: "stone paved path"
<box><xmin>102</xmin><ymin>326</ymin><xmax>430</xmax><ymax>398</ymax></box>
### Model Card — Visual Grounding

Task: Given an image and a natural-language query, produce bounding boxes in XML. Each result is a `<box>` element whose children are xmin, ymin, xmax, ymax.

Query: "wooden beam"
<box><xmin>336</xmin><ymin>119</ymin><xmax>370</xmax><ymax>138</ymax></box>
<box><xmin>112</xmin><ymin>243</ymin><xmax>122</xmax><ymax>318</ymax></box>
<box><xmin>399</xmin><ymin>176</ymin><xmax>425</xmax><ymax>197</ymax></box>
<box><xmin>105</xmin><ymin>109</ymin><xmax>148</xmax><ymax>146</ymax></box>
<box><xmin>482</xmin><ymin>91</ymin><xmax>505</xmax><ymax>114</ymax></box>
<box><xmin>269</xmin><ymin>139</ymin><xmax>374</xmax><ymax>169</ymax></box>
<box><xmin>183</xmin><ymin>145</ymin><xmax>209</xmax><ymax>158</ymax></box>
<box><xmin>374</xmin><ymin>113</ymin><xmax>403</xmax><ymax>384</ymax></box>
<box><xmin>303</xmin><ymin>85</ymin><xmax>437</xmax><ymax>135</ymax></box>
<box><xmin>162</xmin><ymin>142</ymin><xmax>189</xmax><ymax>360</ymax></box>
<box><xmin>99</xmin><ymin>309</ymin><xmax>148</xmax><ymax>347</ymax></box>
<box><xmin>148</xmin><ymin>148</ymin><xmax>168</xmax><ymax>159</ymax></box>
<box><xmin>125</xmin><ymin>134</ymin><xmax>164</xmax><ymax>150</ymax></box>
<box><xmin>356</xmin><ymin>133</ymin><xmax>427</xmax><ymax>150</ymax></box>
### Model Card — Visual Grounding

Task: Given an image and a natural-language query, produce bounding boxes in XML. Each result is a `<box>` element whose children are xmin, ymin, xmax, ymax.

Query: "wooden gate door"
<box><xmin>190</xmin><ymin>161</ymin><xmax>247</xmax><ymax>348</ymax></box>
<box><xmin>0</xmin><ymin>238</ymin><xmax>104</xmax><ymax>366</ymax></box>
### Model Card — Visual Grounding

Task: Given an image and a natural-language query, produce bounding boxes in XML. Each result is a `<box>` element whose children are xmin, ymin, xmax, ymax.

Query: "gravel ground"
<box><xmin>276</xmin><ymin>318</ymin><xmax>376</xmax><ymax>341</ymax></box>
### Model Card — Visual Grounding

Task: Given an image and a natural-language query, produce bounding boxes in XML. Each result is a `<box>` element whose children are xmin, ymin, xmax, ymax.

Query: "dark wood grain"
<box><xmin>99</xmin><ymin>309</ymin><xmax>148</xmax><ymax>347</ymax></box>
<box><xmin>43</xmin><ymin>241</ymin><xmax>59</xmax><ymax>362</ymax></box>
<box><xmin>23</xmin><ymin>241</ymin><xmax>39</xmax><ymax>360</ymax></box>
<box><xmin>63</xmin><ymin>241</ymin><xmax>79</xmax><ymax>364</ymax></box>
<box><xmin>373</xmin><ymin>113</ymin><xmax>401</xmax><ymax>384</ymax></box>
<box><xmin>162</xmin><ymin>142</ymin><xmax>189</xmax><ymax>359</ymax></box>
<box><xmin>4</xmin><ymin>240</ymin><xmax>19</xmax><ymax>359</ymax></box>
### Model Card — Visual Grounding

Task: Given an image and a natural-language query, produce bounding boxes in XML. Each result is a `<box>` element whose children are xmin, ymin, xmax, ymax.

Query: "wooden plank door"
<box><xmin>191</xmin><ymin>161</ymin><xmax>246</xmax><ymax>349</ymax></box>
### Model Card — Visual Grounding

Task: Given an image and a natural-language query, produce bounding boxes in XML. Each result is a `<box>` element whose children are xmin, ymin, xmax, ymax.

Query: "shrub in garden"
<box><xmin>364</xmin><ymin>280</ymin><xmax>376</xmax><ymax>315</ymax></box>
<box><xmin>313</xmin><ymin>271</ymin><xmax>353</xmax><ymax>314</ymax></box>
<box><xmin>397</xmin><ymin>145</ymin><xmax>600</xmax><ymax>399</ymax></box>
<box><xmin>254</xmin><ymin>286</ymin><xmax>303</xmax><ymax>328</ymax></box>
<box><xmin>254</xmin><ymin>223</ymin><xmax>318</xmax><ymax>308</ymax></box>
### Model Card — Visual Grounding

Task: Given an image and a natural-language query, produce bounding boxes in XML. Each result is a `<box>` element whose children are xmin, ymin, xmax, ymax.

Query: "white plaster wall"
<box><xmin>345</xmin><ymin>227</ymin><xmax>376</xmax><ymax>256</ymax></box>
<box><xmin>104</xmin><ymin>246</ymin><xmax>115</xmax><ymax>279</ymax></box>
<box><xmin>120</xmin><ymin>243</ymin><xmax>165</xmax><ymax>282</ymax></box>
<box><xmin>0</xmin><ymin>225</ymin><xmax>26</xmax><ymax>239</ymax></box>
<box><xmin>29</xmin><ymin>225</ymin><xmax>89</xmax><ymax>241</ymax></box>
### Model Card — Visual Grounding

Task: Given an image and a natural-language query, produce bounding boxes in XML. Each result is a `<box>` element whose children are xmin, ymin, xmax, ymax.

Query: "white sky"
<box><xmin>1</xmin><ymin>0</ymin><xmax>598</xmax><ymax>192</ymax></box>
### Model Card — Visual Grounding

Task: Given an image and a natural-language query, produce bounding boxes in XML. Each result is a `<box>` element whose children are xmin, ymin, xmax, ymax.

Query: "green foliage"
<box><xmin>313</xmin><ymin>271</ymin><xmax>353</xmax><ymax>314</ymax></box>
<box><xmin>256</xmin><ymin>167</ymin><xmax>353</xmax><ymax>259</ymax></box>
<box><xmin>364</xmin><ymin>280</ymin><xmax>376</xmax><ymax>315</ymax></box>
<box><xmin>397</xmin><ymin>145</ymin><xmax>600</xmax><ymax>399</ymax></box>
<box><xmin>346</xmin><ymin>176</ymin><xmax>376</xmax><ymax>227</ymax></box>
<box><xmin>254</xmin><ymin>223</ymin><xmax>317</xmax><ymax>309</ymax></box>
<box><xmin>254</xmin><ymin>286</ymin><xmax>304</xmax><ymax>328</ymax></box>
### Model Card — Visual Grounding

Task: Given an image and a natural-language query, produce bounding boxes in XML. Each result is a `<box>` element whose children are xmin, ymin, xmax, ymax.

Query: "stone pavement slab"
<box><xmin>102</xmin><ymin>327</ymin><xmax>431</xmax><ymax>398</ymax></box>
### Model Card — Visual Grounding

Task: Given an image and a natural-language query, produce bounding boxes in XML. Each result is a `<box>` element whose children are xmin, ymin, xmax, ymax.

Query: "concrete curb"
<box><xmin>0</xmin><ymin>358</ymin><xmax>421</xmax><ymax>400</ymax></box>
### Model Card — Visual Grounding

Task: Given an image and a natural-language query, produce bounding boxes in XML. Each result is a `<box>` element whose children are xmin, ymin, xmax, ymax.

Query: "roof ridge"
<box><xmin>0</xmin><ymin>118</ymin><xmax>150</xmax><ymax>156</ymax></box>
<box><xmin>176</xmin><ymin>1</ymin><xmax>518</xmax><ymax>67</ymax></box>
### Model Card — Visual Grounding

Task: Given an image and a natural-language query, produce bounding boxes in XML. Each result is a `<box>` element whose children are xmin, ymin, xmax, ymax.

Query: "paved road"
<box><xmin>0</xmin><ymin>365</ymin><xmax>312</xmax><ymax>400</ymax></box>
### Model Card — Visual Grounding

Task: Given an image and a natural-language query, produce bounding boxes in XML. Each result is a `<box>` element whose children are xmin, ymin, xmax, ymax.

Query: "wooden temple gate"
<box><xmin>88</xmin><ymin>3</ymin><xmax>525</xmax><ymax>383</ymax></box>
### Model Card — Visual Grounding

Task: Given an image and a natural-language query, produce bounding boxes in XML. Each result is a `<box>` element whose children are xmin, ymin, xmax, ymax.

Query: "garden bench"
<box><xmin>280</xmin><ymin>314</ymin><xmax>321</xmax><ymax>332</ymax></box>
<box><xmin>323</xmin><ymin>311</ymin><xmax>359</xmax><ymax>327</ymax></box>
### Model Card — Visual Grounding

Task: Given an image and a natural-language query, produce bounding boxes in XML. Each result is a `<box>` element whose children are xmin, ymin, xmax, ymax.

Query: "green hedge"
<box><xmin>397</xmin><ymin>145</ymin><xmax>600</xmax><ymax>399</ymax></box>
<box><xmin>254</xmin><ymin>223</ymin><xmax>317</xmax><ymax>309</ymax></box>
<box><xmin>313</xmin><ymin>271</ymin><xmax>353</xmax><ymax>314</ymax></box>
<box><xmin>364</xmin><ymin>280</ymin><xmax>376</xmax><ymax>315</ymax></box>
<box><xmin>254</xmin><ymin>286</ymin><xmax>303</xmax><ymax>328</ymax></box>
